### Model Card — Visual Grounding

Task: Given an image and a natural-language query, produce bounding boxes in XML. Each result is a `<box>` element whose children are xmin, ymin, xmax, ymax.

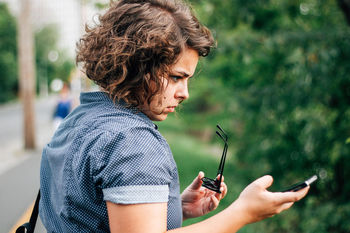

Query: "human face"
<box><xmin>141</xmin><ymin>47</ymin><xmax>199</xmax><ymax>121</ymax></box>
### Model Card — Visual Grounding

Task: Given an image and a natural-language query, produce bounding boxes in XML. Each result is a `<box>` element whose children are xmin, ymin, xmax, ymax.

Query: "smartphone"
<box><xmin>282</xmin><ymin>175</ymin><xmax>318</xmax><ymax>192</ymax></box>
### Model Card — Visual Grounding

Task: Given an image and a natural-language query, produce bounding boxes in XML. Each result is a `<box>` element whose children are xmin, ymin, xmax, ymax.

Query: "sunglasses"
<box><xmin>201</xmin><ymin>124</ymin><xmax>228</xmax><ymax>193</ymax></box>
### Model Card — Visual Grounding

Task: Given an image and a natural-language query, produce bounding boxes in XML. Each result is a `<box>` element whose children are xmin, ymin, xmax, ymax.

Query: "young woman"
<box><xmin>39</xmin><ymin>0</ymin><xmax>309</xmax><ymax>232</ymax></box>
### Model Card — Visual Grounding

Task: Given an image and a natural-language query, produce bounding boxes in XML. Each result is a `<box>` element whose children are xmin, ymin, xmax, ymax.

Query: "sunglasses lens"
<box><xmin>201</xmin><ymin>177</ymin><xmax>221</xmax><ymax>193</ymax></box>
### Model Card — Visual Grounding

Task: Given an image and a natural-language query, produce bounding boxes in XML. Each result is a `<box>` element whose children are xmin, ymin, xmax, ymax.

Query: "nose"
<box><xmin>175</xmin><ymin>79</ymin><xmax>189</xmax><ymax>101</ymax></box>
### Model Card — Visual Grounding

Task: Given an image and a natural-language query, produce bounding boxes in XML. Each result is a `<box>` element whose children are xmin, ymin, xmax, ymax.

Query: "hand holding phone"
<box><xmin>282</xmin><ymin>175</ymin><xmax>318</xmax><ymax>192</ymax></box>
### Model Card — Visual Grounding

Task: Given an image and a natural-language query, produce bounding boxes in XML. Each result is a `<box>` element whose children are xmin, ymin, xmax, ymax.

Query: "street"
<box><xmin>0</xmin><ymin>96</ymin><xmax>58</xmax><ymax>233</ymax></box>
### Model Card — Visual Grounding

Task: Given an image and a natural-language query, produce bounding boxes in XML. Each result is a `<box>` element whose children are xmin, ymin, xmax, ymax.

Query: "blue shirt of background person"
<box><xmin>53</xmin><ymin>84</ymin><xmax>72</xmax><ymax>130</ymax></box>
<box><xmin>53</xmin><ymin>99</ymin><xmax>71</xmax><ymax>119</ymax></box>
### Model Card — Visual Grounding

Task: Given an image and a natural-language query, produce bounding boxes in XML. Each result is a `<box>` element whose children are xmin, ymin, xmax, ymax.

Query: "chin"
<box><xmin>151</xmin><ymin>114</ymin><xmax>168</xmax><ymax>121</ymax></box>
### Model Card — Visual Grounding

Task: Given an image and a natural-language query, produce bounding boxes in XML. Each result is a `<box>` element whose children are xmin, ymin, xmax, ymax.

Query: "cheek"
<box><xmin>162</xmin><ymin>88</ymin><xmax>175</xmax><ymax>101</ymax></box>
<box><xmin>150</xmin><ymin>94</ymin><xmax>163</xmax><ymax>107</ymax></box>
<box><xmin>157</xmin><ymin>98</ymin><xmax>163</xmax><ymax>105</ymax></box>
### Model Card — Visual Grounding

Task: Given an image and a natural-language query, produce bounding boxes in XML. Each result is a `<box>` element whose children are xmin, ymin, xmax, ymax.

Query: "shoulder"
<box><xmin>90</xmin><ymin>124</ymin><xmax>175</xmax><ymax>195</ymax></box>
<box><xmin>89</xmin><ymin>123</ymin><xmax>170</xmax><ymax>166</ymax></box>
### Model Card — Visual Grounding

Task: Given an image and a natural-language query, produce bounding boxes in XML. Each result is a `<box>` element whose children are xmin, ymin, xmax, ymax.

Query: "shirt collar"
<box><xmin>80</xmin><ymin>91</ymin><xmax>158</xmax><ymax>130</ymax></box>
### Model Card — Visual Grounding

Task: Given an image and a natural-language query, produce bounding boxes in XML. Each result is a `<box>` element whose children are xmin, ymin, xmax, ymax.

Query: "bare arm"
<box><xmin>106</xmin><ymin>201</ymin><xmax>168</xmax><ymax>233</ymax></box>
<box><xmin>107</xmin><ymin>175</ymin><xmax>309</xmax><ymax>233</ymax></box>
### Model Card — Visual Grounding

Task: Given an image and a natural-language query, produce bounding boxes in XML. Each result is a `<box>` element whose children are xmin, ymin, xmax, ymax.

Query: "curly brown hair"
<box><xmin>76</xmin><ymin>0</ymin><xmax>214</xmax><ymax>107</ymax></box>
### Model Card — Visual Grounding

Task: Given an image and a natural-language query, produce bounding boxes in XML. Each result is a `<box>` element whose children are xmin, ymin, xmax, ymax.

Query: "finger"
<box><xmin>253</xmin><ymin>175</ymin><xmax>274</xmax><ymax>189</ymax></box>
<box><xmin>214</xmin><ymin>191</ymin><xmax>222</xmax><ymax>200</ymax></box>
<box><xmin>188</xmin><ymin>171</ymin><xmax>204</xmax><ymax>190</ymax></box>
<box><xmin>276</xmin><ymin>202</ymin><xmax>294</xmax><ymax>214</ymax></box>
<box><xmin>209</xmin><ymin>195</ymin><xmax>220</xmax><ymax>211</ymax></box>
<box><xmin>220</xmin><ymin>182</ymin><xmax>228</xmax><ymax>199</ymax></box>
<box><xmin>281</xmin><ymin>202</ymin><xmax>294</xmax><ymax>211</ymax></box>
<box><xmin>214</xmin><ymin>182</ymin><xmax>227</xmax><ymax>200</ymax></box>
<box><xmin>274</xmin><ymin>186</ymin><xmax>310</xmax><ymax>204</ymax></box>
<box><xmin>216</xmin><ymin>174</ymin><xmax>224</xmax><ymax>182</ymax></box>
<box><xmin>295</xmin><ymin>185</ymin><xmax>310</xmax><ymax>199</ymax></box>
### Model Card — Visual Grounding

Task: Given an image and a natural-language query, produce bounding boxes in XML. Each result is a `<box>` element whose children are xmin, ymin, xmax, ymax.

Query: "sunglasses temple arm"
<box><xmin>217</xmin><ymin>125</ymin><xmax>228</xmax><ymax>141</ymax></box>
<box><xmin>216</xmin><ymin>143</ymin><xmax>228</xmax><ymax>183</ymax></box>
<box><xmin>216</xmin><ymin>131</ymin><xmax>226</xmax><ymax>142</ymax></box>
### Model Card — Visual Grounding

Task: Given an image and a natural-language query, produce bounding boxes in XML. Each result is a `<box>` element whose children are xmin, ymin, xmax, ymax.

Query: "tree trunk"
<box><xmin>18</xmin><ymin>0</ymin><xmax>36</xmax><ymax>149</ymax></box>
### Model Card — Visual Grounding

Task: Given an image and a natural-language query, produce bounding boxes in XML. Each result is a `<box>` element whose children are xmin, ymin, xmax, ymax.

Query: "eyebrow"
<box><xmin>172</xmin><ymin>70</ymin><xmax>192</xmax><ymax>78</ymax></box>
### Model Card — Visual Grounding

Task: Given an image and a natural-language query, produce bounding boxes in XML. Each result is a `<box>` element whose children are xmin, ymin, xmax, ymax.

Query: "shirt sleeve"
<box><xmin>90</xmin><ymin>126</ymin><xmax>173</xmax><ymax>204</ymax></box>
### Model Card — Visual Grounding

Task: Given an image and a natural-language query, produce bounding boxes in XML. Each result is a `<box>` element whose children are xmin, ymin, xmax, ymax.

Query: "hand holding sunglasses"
<box><xmin>201</xmin><ymin>124</ymin><xmax>228</xmax><ymax>193</ymax></box>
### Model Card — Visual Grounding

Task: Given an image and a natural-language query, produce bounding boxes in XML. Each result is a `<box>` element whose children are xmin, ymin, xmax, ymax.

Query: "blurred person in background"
<box><xmin>39</xmin><ymin>0</ymin><xmax>310</xmax><ymax>232</ymax></box>
<box><xmin>52</xmin><ymin>83</ymin><xmax>72</xmax><ymax>130</ymax></box>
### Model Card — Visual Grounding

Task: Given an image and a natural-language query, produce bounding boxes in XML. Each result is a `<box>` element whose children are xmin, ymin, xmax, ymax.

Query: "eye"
<box><xmin>170</xmin><ymin>75</ymin><xmax>182</xmax><ymax>82</ymax></box>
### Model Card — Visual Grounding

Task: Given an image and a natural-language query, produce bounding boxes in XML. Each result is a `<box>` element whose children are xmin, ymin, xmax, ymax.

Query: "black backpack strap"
<box><xmin>16</xmin><ymin>190</ymin><xmax>41</xmax><ymax>233</ymax></box>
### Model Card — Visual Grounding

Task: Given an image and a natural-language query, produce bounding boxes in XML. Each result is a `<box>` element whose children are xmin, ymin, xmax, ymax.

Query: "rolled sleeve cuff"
<box><xmin>103</xmin><ymin>185</ymin><xmax>169</xmax><ymax>204</ymax></box>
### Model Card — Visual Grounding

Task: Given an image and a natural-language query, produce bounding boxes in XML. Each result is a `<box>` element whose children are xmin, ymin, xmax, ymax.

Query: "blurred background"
<box><xmin>0</xmin><ymin>0</ymin><xmax>349</xmax><ymax>232</ymax></box>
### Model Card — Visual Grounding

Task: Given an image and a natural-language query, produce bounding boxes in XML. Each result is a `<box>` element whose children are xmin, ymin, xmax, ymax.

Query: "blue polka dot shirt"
<box><xmin>39</xmin><ymin>92</ymin><xmax>182</xmax><ymax>232</ymax></box>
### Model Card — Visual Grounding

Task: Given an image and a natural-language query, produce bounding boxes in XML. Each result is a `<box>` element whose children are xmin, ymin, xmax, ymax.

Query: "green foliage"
<box><xmin>179</xmin><ymin>0</ymin><xmax>350</xmax><ymax>232</ymax></box>
<box><xmin>35</xmin><ymin>24</ymin><xmax>75</xmax><ymax>92</ymax></box>
<box><xmin>0</xmin><ymin>3</ymin><xmax>75</xmax><ymax>104</ymax></box>
<box><xmin>0</xmin><ymin>3</ymin><xmax>18</xmax><ymax>103</ymax></box>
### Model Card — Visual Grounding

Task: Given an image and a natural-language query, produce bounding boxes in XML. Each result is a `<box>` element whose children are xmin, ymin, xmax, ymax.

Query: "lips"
<box><xmin>165</xmin><ymin>106</ymin><xmax>177</xmax><ymax>113</ymax></box>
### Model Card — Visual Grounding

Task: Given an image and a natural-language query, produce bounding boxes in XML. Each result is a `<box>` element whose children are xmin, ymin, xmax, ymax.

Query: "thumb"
<box><xmin>188</xmin><ymin>171</ymin><xmax>205</xmax><ymax>190</ymax></box>
<box><xmin>254</xmin><ymin>175</ymin><xmax>274</xmax><ymax>189</ymax></box>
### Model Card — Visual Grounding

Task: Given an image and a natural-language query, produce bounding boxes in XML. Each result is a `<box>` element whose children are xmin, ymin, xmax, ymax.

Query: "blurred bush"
<box><xmin>35</xmin><ymin>24</ymin><xmax>75</xmax><ymax>94</ymax></box>
<box><xmin>180</xmin><ymin>0</ymin><xmax>350</xmax><ymax>232</ymax></box>
<box><xmin>0</xmin><ymin>2</ymin><xmax>74</xmax><ymax>104</ymax></box>
<box><xmin>0</xmin><ymin>3</ymin><xmax>18</xmax><ymax>103</ymax></box>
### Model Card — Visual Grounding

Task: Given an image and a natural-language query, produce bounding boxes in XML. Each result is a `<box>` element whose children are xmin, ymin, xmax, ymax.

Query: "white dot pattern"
<box><xmin>39</xmin><ymin>92</ymin><xmax>183</xmax><ymax>232</ymax></box>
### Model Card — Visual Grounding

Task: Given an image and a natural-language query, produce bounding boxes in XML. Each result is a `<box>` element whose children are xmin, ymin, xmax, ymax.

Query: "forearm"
<box><xmin>170</xmin><ymin>201</ymin><xmax>247</xmax><ymax>233</ymax></box>
<box><xmin>174</xmin><ymin>175</ymin><xmax>310</xmax><ymax>233</ymax></box>
<box><xmin>108</xmin><ymin>176</ymin><xmax>309</xmax><ymax>233</ymax></box>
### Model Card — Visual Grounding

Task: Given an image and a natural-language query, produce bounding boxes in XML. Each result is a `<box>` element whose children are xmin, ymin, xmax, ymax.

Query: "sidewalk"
<box><xmin>0</xmin><ymin>149</ymin><xmax>46</xmax><ymax>233</ymax></box>
<box><xmin>0</xmin><ymin>96</ymin><xmax>56</xmax><ymax>176</ymax></box>
<box><xmin>0</xmin><ymin>96</ymin><xmax>56</xmax><ymax>232</ymax></box>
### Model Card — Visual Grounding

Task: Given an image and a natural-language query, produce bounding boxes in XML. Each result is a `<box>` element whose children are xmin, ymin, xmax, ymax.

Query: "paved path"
<box><xmin>0</xmin><ymin>96</ymin><xmax>58</xmax><ymax>232</ymax></box>
<box><xmin>0</xmin><ymin>96</ymin><xmax>56</xmax><ymax>176</ymax></box>
<box><xmin>1</xmin><ymin>150</ymin><xmax>46</xmax><ymax>232</ymax></box>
